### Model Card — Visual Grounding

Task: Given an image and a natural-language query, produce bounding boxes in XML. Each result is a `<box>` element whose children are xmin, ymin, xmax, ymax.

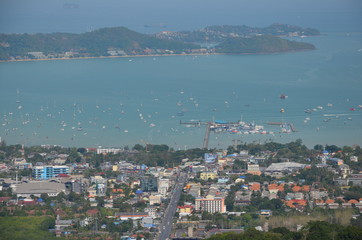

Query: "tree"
<box><xmin>314</xmin><ymin>144</ymin><xmax>324</xmax><ymax>151</ymax></box>
<box><xmin>132</xmin><ymin>144</ymin><xmax>145</xmax><ymax>151</ymax></box>
<box><xmin>338</xmin><ymin>226</ymin><xmax>362</xmax><ymax>240</ymax></box>
<box><xmin>325</xmin><ymin>145</ymin><xmax>340</xmax><ymax>153</ymax></box>
<box><xmin>303</xmin><ymin>221</ymin><xmax>341</xmax><ymax>240</ymax></box>
<box><xmin>77</xmin><ymin>148</ymin><xmax>87</xmax><ymax>154</ymax></box>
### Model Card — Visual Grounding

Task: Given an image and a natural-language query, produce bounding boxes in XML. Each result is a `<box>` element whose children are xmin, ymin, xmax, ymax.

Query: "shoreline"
<box><xmin>0</xmin><ymin>53</ymin><xmax>217</xmax><ymax>63</ymax></box>
<box><xmin>0</xmin><ymin>48</ymin><xmax>315</xmax><ymax>63</ymax></box>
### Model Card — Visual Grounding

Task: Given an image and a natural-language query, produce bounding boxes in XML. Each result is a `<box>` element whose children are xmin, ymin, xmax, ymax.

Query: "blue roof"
<box><xmin>239</xmin><ymin>176</ymin><xmax>246</xmax><ymax>178</ymax></box>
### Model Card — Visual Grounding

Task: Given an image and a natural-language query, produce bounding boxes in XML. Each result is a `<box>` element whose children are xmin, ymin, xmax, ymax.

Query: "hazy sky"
<box><xmin>0</xmin><ymin>0</ymin><xmax>361</xmax><ymax>33</ymax></box>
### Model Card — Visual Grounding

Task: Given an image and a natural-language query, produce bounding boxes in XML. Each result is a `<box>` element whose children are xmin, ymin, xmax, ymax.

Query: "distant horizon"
<box><xmin>0</xmin><ymin>22</ymin><xmax>319</xmax><ymax>35</ymax></box>
<box><xmin>1</xmin><ymin>0</ymin><xmax>361</xmax><ymax>34</ymax></box>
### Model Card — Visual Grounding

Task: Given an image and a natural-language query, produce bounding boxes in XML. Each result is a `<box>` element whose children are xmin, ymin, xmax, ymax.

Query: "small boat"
<box><xmin>280</xmin><ymin>94</ymin><xmax>288</xmax><ymax>99</ymax></box>
<box><xmin>280</xmin><ymin>108</ymin><xmax>285</xmax><ymax>113</ymax></box>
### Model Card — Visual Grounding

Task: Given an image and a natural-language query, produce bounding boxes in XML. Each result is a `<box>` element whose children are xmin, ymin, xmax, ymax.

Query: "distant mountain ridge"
<box><xmin>0</xmin><ymin>24</ymin><xmax>319</xmax><ymax>61</ymax></box>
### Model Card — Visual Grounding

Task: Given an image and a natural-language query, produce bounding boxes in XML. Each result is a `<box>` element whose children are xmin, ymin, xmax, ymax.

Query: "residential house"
<box><xmin>178</xmin><ymin>205</ymin><xmax>193</xmax><ymax>216</ymax></box>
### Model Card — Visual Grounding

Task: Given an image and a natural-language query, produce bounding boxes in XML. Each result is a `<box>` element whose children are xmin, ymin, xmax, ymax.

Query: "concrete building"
<box><xmin>141</xmin><ymin>176</ymin><xmax>158</xmax><ymax>192</ymax></box>
<box><xmin>200</xmin><ymin>172</ymin><xmax>217</xmax><ymax>180</ymax></box>
<box><xmin>158</xmin><ymin>178</ymin><xmax>170</xmax><ymax>196</ymax></box>
<box><xmin>247</xmin><ymin>164</ymin><xmax>261</xmax><ymax>176</ymax></box>
<box><xmin>33</xmin><ymin>165</ymin><xmax>70</xmax><ymax>180</ymax></box>
<box><xmin>264</xmin><ymin>162</ymin><xmax>306</xmax><ymax>176</ymax></box>
<box><xmin>195</xmin><ymin>196</ymin><xmax>226</xmax><ymax>213</ymax></box>
<box><xmin>339</xmin><ymin>164</ymin><xmax>351</xmax><ymax>178</ymax></box>
<box><xmin>13</xmin><ymin>181</ymin><xmax>66</xmax><ymax>198</ymax></box>
<box><xmin>149</xmin><ymin>195</ymin><xmax>162</xmax><ymax>205</ymax></box>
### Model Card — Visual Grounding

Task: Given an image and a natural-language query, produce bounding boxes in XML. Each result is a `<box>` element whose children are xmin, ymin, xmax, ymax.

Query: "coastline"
<box><xmin>0</xmin><ymin>53</ymin><xmax>217</xmax><ymax>63</ymax></box>
<box><xmin>0</xmin><ymin>48</ymin><xmax>315</xmax><ymax>63</ymax></box>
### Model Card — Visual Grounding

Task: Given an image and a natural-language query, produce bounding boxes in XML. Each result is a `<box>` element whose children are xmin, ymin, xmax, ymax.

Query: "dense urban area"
<box><xmin>1</xmin><ymin>139</ymin><xmax>362</xmax><ymax>240</ymax></box>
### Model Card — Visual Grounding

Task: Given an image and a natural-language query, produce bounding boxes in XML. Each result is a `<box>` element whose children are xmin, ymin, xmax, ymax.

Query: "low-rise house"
<box><xmin>177</xmin><ymin>205</ymin><xmax>193</xmax><ymax>215</ymax></box>
<box><xmin>261</xmin><ymin>189</ymin><xmax>270</xmax><ymax>199</ymax></box>
<box><xmin>141</xmin><ymin>217</ymin><xmax>155</xmax><ymax>228</ymax></box>
<box><xmin>336</xmin><ymin>174</ymin><xmax>362</xmax><ymax>186</ymax></box>
<box><xmin>13</xmin><ymin>158</ymin><xmax>27</xmax><ymax>165</ymax></box>
<box><xmin>188</xmin><ymin>184</ymin><xmax>201</xmax><ymax>198</ymax></box>
<box><xmin>115</xmin><ymin>212</ymin><xmax>149</xmax><ymax>220</ymax></box>
<box><xmin>55</xmin><ymin>215</ymin><xmax>74</xmax><ymax>231</ymax></box>
<box><xmin>144</xmin><ymin>207</ymin><xmax>158</xmax><ymax>218</ymax></box>
<box><xmin>328</xmin><ymin>203</ymin><xmax>340</xmax><ymax>209</ymax></box>
<box><xmin>286</xmin><ymin>192</ymin><xmax>304</xmax><ymax>200</ymax></box>
<box><xmin>342</xmin><ymin>203</ymin><xmax>352</xmax><ymax>208</ymax></box>
<box><xmin>149</xmin><ymin>195</ymin><xmax>162</xmax><ymax>205</ymax></box>
<box><xmin>268</xmin><ymin>183</ymin><xmax>285</xmax><ymax>193</ymax></box>
<box><xmin>354</xmin><ymin>202</ymin><xmax>362</xmax><ymax>213</ymax></box>
<box><xmin>260</xmin><ymin>209</ymin><xmax>272</xmax><ymax>217</ymax></box>
<box><xmin>285</xmin><ymin>199</ymin><xmax>307</xmax><ymax>209</ymax></box>
<box><xmin>249</xmin><ymin>182</ymin><xmax>261</xmax><ymax>191</ymax></box>
<box><xmin>315</xmin><ymin>200</ymin><xmax>326</xmax><ymax>209</ymax></box>
<box><xmin>310</xmin><ymin>190</ymin><xmax>328</xmax><ymax>200</ymax></box>
<box><xmin>217</xmin><ymin>177</ymin><xmax>229</xmax><ymax>184</ymax></box>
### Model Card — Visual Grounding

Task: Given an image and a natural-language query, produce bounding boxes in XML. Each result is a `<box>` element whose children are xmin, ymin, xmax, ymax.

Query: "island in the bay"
<box><xmin>0</xmin><ymin>23</ymin><xmax>318</xmax><ymax>61</ymax></box>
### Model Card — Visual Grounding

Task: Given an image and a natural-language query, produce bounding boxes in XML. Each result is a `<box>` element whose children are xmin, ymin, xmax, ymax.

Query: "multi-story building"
<box><xmin>33</xmin><ymin>165</ymin><xmax>70</xmax><ymax>180</ymax></box>
<box><xmin>200</xmin><ymin>172</ymin><xmax>217</xmax><ymax>180</ymax></box>
<box><xmin>195</xmin><ymin>196</ymin><xmax>226</xmax><ymax>213</ymax></box>
<box><xmin>140</xmin><ymin>176</ymin><xmax>158</xmax><ymax>192</ymax></box>
<box><xmin>247</xmin><ymin>164</ymin><xmax>261</xmax><ymax>176</ymax></box>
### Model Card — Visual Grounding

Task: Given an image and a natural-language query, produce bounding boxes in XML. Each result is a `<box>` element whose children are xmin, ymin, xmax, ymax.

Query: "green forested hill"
<box><xmin>215</xmin><ymin>35</ymin><xmax>315</xmax><ymax>54</ymax></box>
<box><xmin>0</xmin><ymin>27</ymin><xmax>198</xmax><ymax>60</ymax></box>
<box><xmin>0</xmin><ymin>24</ymin><xmax>317</xmax><ymax>61</ymax></box>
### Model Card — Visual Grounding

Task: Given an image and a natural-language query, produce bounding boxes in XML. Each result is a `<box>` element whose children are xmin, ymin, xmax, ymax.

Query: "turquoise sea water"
<box><xmin>1</xmin><ymin>32</ymin><xmax>362</xmax><ymax>149</ymax></box>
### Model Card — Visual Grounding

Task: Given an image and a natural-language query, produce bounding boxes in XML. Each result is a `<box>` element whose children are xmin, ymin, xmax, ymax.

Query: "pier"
<box><xmin>267</xmin><ymin>122</ymin><xmax>297</xmax><ymax>132</ymax></box>
<box><xmin>180</xmin><ymin>120</ymin><xmax>266</xmax><ymax>149</ymax></box>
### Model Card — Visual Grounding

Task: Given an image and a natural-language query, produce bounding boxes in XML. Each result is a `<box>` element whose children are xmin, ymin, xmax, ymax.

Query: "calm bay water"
<box><xmin>0</xmin><ymin>32</ymin><xmax>362</xmax><ymax>149</ymax></box>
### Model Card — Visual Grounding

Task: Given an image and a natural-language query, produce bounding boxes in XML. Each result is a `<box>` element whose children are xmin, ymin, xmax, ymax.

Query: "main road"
<box><xmin>158</xmin><ymin>172</ymin><xmax>188</xmax><ymax>240</ymax></box>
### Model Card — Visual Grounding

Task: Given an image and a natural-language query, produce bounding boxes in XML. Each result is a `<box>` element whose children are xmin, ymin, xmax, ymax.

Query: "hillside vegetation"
<box><xmin>215</xmin><ymin>35</ymin><xmax>315</xmax><ymax>54</ymax></box>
